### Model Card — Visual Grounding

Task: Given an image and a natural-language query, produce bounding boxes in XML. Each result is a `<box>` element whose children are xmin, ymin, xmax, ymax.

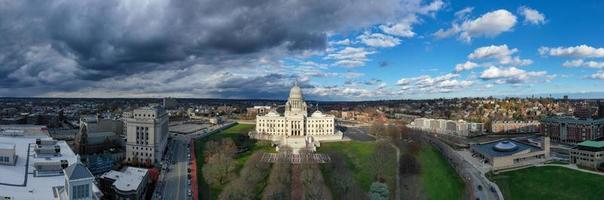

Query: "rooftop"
<box><xmin>101</xmin><ymin>167</ymin><xmax>148</xmax><ymax>192</ymax></box>
<box><xmin>0</xmin><ymin>125</ymin><xmax>49</xmax><ymax>137</ymax></box>
<box><xmin>65</xmin><ymin>163</ymin><xmax>94</xmax><ymax>180</ymax></box>
<box><xmin>0</xmin><ymin>142</ymin><xmax>15</xmax><ymax>150</ymax></box>
<box><xmin>472</xmin><ymin>139</ymin><xmax>542</xmax><ymax>157</ymax></box>
<box><xmin>0</xmin><ymin>134</ymin><xmax>78</xmax><ymax>199</ymax></box>
<box><xmin>577</xmin><ymin>140</ymin><xmax>604</xmax><ymax>148</ymax></box>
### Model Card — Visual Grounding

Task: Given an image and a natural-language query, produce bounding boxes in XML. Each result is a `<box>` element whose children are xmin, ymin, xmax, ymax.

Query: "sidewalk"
<box><xmin>190</xmin><ymin>139</ymin><xmax>199</xmax><ymax>200</ymax></box>
<box><xmin>538</xmin><ymin>163</ymin><xmax>604</xmax><ymax>176</ymax></box>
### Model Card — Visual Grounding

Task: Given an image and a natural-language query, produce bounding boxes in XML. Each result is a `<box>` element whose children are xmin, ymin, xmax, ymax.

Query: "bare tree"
<box><xmin>219</xmin><ymin>152</ymin><xmax>271</xmax><ymax>200</ymax></box>
<box><xmin>262</xmin><ymin>160</ymin><xmax>291</xmax><ymax>200</ymax></box>
<box><xmin>385</xmin><ymin>125</ymin><xmax>400</xmax><ymax>141</ymax></box>
<box><xmin>369</xmin><ymin>120</ymin><xmax>386</xmax><ymax>137</ymax></box>
<box><xmin>203</xmin><ymin>152</ymin><xmax>237</xmax><ymax>188</ymax></box>
<box><xmin>399</xmin><ymin>154</ymin><xmax>420</xmax><ymax>175</ymax></box>
<box><xmin>323</xmin><ymin>153</ymin><xmax>366</xmax><ymax>200</ymax></box>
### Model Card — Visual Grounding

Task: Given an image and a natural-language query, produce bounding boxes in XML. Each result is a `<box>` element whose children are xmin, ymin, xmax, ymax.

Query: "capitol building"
<box><xmin>250</xmin><ymin>83</ymin><xmax>343</xmax><ymax>153</ymax></box>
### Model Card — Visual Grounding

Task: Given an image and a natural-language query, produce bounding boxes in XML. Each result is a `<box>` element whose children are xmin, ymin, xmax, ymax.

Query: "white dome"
<box><xmin>311</xmin><ymin>110</ymin><xmax>325</xmax><ymax>117</ymax></box>
<box><xmin>289</xmin><ymin>85</ymin><xmax>303</xmax><ymax>99</ymax></box>
<box><xmin>493</xmin><ymin>141</ymin><xmax>518</xmax><ymax>152</ymax></box>
<box><xmin>266</xmin><ymin>110</ymin><xmax>280</xmax><ymax>117</ymax></box>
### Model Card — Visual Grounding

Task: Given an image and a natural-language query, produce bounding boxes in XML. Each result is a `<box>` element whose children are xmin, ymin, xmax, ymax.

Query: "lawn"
<box><xmin>488</xmin><ymin>166</ymin><xmax>604</xmax><ymax>200</ymax></box>
<box><xmin>194</xmin><ymin>123</ymin><xmax>273</xmax><ymax>200</ymax></box>
<box><xmin>417</xmin><ymin>146</ymin><xmax>465</xmax><ymax>200</ymax></box>
<box><xmin>318</xmin><ymin>141</ymin><xmax>397</xmax><ymax>192</ymax></box>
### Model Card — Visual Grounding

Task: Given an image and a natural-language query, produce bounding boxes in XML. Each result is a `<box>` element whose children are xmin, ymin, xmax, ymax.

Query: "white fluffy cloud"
<box><xmin>309</xmin><ymin>86</ymin><xmax>374</xmax><ymax>97</ymax></box>
<box><xmin>454</xmin><ymin>61</ymin><xmax>479</xmax><ymax>72</ymax></box>
<box><xmin>562</xmin><ymin>59</ymin><xmax>604</xmax><ymax>68</ymax></box>
<box><xmin>454</xmin><ymin>45</ymin><xmax>531</xmax><ymax>73</ymax></box>
<box><xmin>357</xmin><ymin>33</ymin><xmax>401</xmax><ymax>47</ymax></box>
<box><xmin>329</xmin><ymin>39</ymin><xmax>351</xmax><ymax>46</ymax></box>
<box><xmin>468</xmin><ymin>44</ymin><xmax>532</xmax><ymax>66</ymax></box>
<box><xmin>326</xmin><ymin>47</ymin><xmax>375</xmax><ymax>67</ymax></box>
<box><xmin>518</xmin><ymin>6</ymin><xmax>546</xmax><ymax>25</ymax></box>
<box><xmin>396</xmin><ymin>73</ymin><xmax>473</xmax><ymax>93</ymax></box>
<box><xmin>374</xmin><ymin>0</ymin><xmax>444</xmax><ymax>38</ymax></box>
<box><xmin>434</xmin><ymin>9</ymin><xmax>517</xmax><ymax>42</ymax></box>
<box><xmin>479</xmin><ymin>66</ymin><xmax>547</xmax><ymax>84</ymax></box>
<box><xmin>588</xmin><ymin>71</ymin><xmax>604</xmax><ymax>80</ymax></box>
<box><xmin>539</xmin><ymin>45</ymin><xmax>604</xmax><ymax>58</ymax></box>
<box><xmin>379</xmin><ymin>15</ymin><xmax>417</xmax><ymax>38</ymax></box>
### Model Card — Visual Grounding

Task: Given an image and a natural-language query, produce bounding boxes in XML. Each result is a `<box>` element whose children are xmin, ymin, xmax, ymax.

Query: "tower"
<box><xmin>284</xmin><ymin>82</ymin><xmax>308</xmax><ymax>117</ymax></box>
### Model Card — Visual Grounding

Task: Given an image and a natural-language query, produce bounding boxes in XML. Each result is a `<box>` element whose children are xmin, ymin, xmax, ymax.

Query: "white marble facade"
<box><xmin>252</xmin><ymin>83</ymin><xmax>343</xmax><ymax>153</ymax></box>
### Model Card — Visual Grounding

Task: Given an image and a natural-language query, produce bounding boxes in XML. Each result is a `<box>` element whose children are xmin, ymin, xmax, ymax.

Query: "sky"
<box><xmin>1</xmin><ymin>0</ymin><xmax>604</xmax><ymax>100</ymax></box>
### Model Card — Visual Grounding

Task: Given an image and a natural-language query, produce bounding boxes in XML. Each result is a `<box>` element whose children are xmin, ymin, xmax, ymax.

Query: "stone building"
<box><xmin>471</xmin><ymin>137</ymin><xmax>550</xmax><ymax>171</ymax></box>
<box><xmin>570</xmin><ymin>140</ymin><xmax>604</xmax><ymax>169</ymax></box>
<box><xmin>75</xmin><ymin>115</ymin><xmax>123</xmax><ymax>155</ymax></box>
<box><xmin>100</xmin><ymin>167</ymin><xmax>149</xmax><ymax>200</ymax></box>
<box><xmin>491</xmin><ymin>121</ymin><xmax>541</xmax><ymax>134</ymax></box>
<box><xmin>125</xmin><ymin>106</ymin><xmax>169</xmax><ymax>165</ymax></box>
<box><xmin>541</xmin><ymin>116</ymin><xmax>604</xmax><ymax>144</ymax></box>
<box><xmin>251</xmin><ymin>83</ymin><xmax>343</xmax><ymax>153</ymax></box>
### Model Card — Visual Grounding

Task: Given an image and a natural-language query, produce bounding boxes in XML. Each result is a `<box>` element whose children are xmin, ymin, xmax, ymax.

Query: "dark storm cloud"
<box><xmin>0</xmin><ymin>0</ymin><xmax>427</xmax><ymax>97</ymax></box>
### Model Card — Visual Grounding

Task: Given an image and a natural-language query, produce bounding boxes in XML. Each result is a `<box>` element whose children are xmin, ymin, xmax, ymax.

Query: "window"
<box><xmin>72</xmin><ymin>184</ymin><xmax>89</xmax><ymax>199</ymax></box>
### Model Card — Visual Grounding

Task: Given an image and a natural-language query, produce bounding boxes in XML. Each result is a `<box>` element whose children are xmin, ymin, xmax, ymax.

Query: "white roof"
<box><xmin>0</xmin><ymin>142</ymin><xmax>15</xmax><ymax>150</ymax></box>
<box><xmin>265</xmin><ymin>111</ymin><xmax>281</xmax><ymax>117</ymax></box>
<box><xmin>101</xmin><ymin>167</ymin><xmax>148</xmax><ymax>192</ymax></box>
<box><xmin>0</xmin><ymin>135</ymin><xmax>78</xmax><ymax>200</ymax></box>
<box><xmin>311</xmin><ymin>111</ymin><xmax>325</xmax><ymax>117</ymax></box>
<box><xmin>0</xmin><ymin>125</ymin><xmax>49</xmax><ymax>137</ymax></box>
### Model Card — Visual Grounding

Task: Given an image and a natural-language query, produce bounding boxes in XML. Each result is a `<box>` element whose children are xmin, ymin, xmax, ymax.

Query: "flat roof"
<box><xmin>0</xmin><ymin>143</ymin><xmax>15</xmax><ymax>149</ymax></box>
<box><xmin>0</xmin><ymin>125</ymin><xmax>49</xmax><ymax>137</ymax></box>
<box><xmin>101</xmin><ymin>167</ymin><xmax>148</xmax><ymax>192</ymax></box>
<box><xmin>0</xmin><ymin>135</ymin><xmax>78</xmax><ymax>199</ymax></box>
<box><xmin>472</xmin><ymin>139</ymin><xmax>542</xmax><ymax>157</ymax></box>
<box><xmin>577</xmin><ymin>140</ymin><xmax>604</xmax><ymax>148</ymax></box>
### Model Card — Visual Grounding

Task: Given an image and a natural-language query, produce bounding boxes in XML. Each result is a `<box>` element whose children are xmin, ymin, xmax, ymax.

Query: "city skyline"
<box><xmin>1</xmin><ymin>0</ymin><xmax>604</xmax><ymax>100</ymax></box>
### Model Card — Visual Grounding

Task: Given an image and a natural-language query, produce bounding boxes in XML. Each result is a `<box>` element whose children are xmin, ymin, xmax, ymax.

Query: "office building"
<box><xmin>570</xmin><ymin>140</ymin><xmax>604</xmax><ymax>169</ymax></box>
<box><xmin>541</xmin><ymin>116</ymin><xmax>604</xmax><ymax>144</ymax></box>
<box><xmin>75</xmin><ymin>115</ymin><xmax>123</xmax><ymax>155</ymax></box>
<box><xmin>125</xmin><ymin>106</ymin><xmax>169</xmax><ymax>165</ymax></box>
<box><xmin>471</xmin><ymin>137</ymin><xmax>550</xmax><ymax>171</ymax></box>
<box><xmin>411</xmin><ymin>117</ymin><xmax>484</xmax><ymax>136</ymax></box>
<box><xmin>491</xmin><ymin>121</ymin><xmax>541</xmax><ymax>134</ymax></box>
<box><xmin>100</xmin><ymin>167</ymin><xmax>149</xmax><ymax>200</ymax></box>
<box><xmin>0</xmin><ymin>125</ymin><xmax>101</xmax><ymax>199</ymax></box>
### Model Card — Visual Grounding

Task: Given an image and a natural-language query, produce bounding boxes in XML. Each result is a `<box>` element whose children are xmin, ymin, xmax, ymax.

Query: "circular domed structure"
<box><xmin>289</xmin><ymin>85</ymin><xmax>303</xmax><ymax>99</ymax></box>
<box><xmin>311</xmin><ymin>110</ymin><xmax>325</xmax><ymax>117</ymax></box>
<box><xmin>493</xmin><ymin>141</ymin><xmax>519</xmax><ymax>152</ymax></box>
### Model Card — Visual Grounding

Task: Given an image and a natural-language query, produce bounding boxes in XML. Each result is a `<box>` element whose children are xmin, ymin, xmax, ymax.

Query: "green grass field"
<box><xmin>318</xmin><ymin>141</ymin><xmax>397</xmax><ymax>193</ymax></box>
<box><xmin>417</xmin><ymin>146</ymin><xmax>465</xmax><ymax>200</ymax></box>
<box><xmin>489</xmin><ymin>166</ymin><xmax>604</xmax><ymax>200</ymax></box>
<box><xmin>319</xmin><ymin>141</ymin><xmax>376</xmax><ymax>189</ymax></box>
<box><xmin>194</xmin><ymin>123</ymin><xmax>272</xmax><ymax>200</ymax></box>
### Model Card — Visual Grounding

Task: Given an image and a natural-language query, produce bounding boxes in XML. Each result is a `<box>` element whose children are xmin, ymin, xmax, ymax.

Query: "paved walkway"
<box><xmin>538</xmin><ymin>163</ymin><xmax>604</xmax><ymax>176</ymax></box>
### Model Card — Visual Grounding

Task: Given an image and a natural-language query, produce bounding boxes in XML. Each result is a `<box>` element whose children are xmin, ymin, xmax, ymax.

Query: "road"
<box><xmin>154</xmin><ymin>121</ymin><xmax>235</xmax><ymax>200</ymax></box>
<box><xmin>342</xmin><ymin>126</ymin><xmax>375</xmax><ymax>141</ymax></box>
<box><xmin>157</xmin><ymin>135</ymin><xmax>192</xmax><ymax>200</ymax></box>
<box><xmin>341</xmin><ymin>125</ymin><xmax>399</xmax><ymax>200</ymax></box>
<box><xmin>422</xmin><ymin>133</ymin><xmax>501</xmax><ymax>200</ymax></box>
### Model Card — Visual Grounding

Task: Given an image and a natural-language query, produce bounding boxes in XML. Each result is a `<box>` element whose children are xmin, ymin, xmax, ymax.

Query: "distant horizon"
<box><xmin>1</xmin><ymin>0</ymin><xmax>604</xmax><ymax>100</ymax></box>
<box><xmin>4</xmin><ymin>90</ymin><xmax>604</xmax><ymax>102</ymax></box>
